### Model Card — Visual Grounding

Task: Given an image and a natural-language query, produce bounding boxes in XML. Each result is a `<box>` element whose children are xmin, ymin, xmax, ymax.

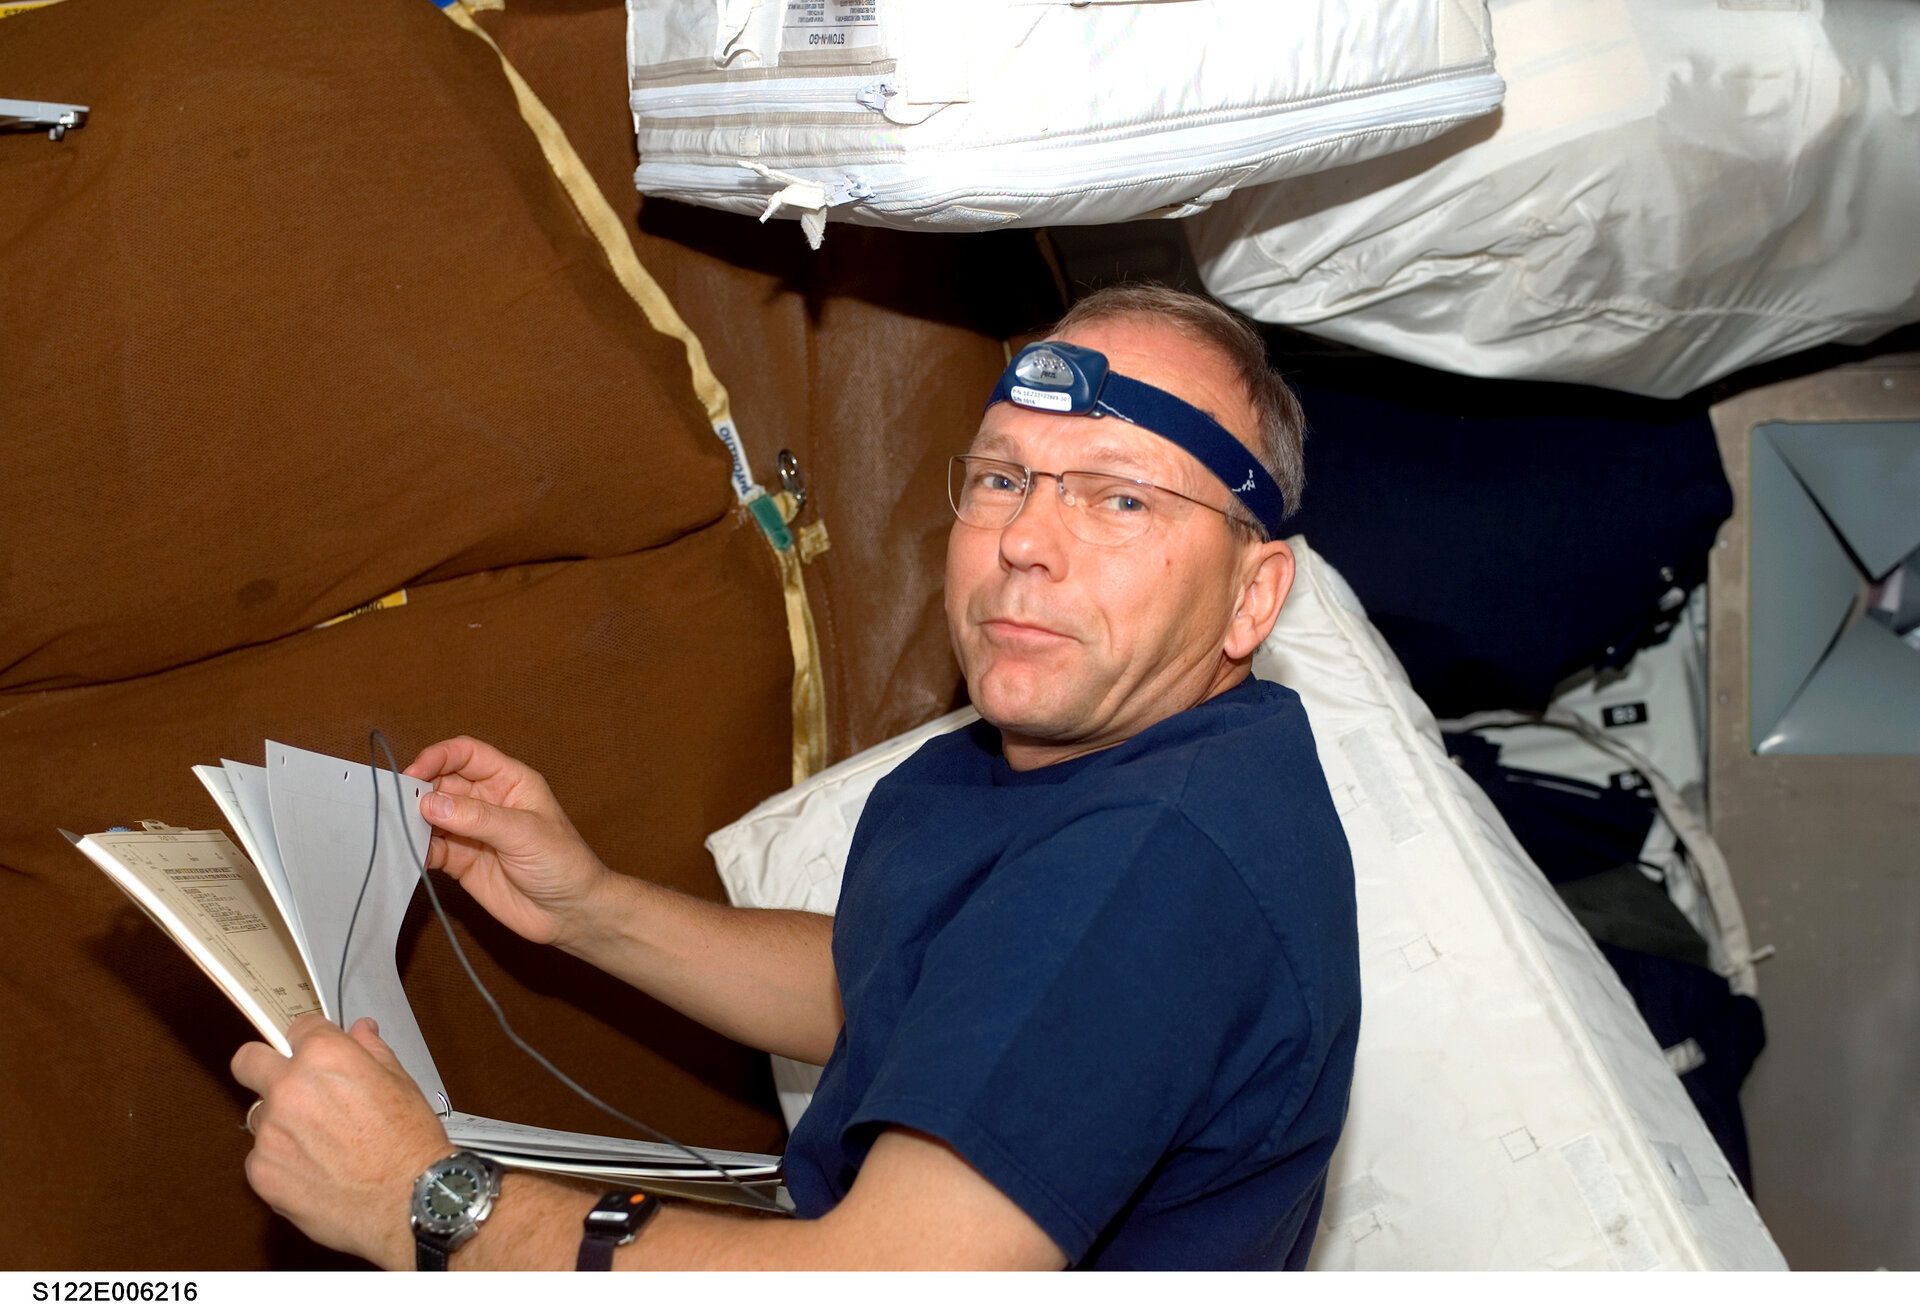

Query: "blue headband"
<box><xmin>985</xmin><ymin>341</ymin><xmax>1287</xmax><ymax>537</ymax></box>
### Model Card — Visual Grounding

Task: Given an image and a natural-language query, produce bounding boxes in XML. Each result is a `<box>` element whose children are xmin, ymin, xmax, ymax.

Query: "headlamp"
<box><xmin>986</xmin><ymin>341</ymin><xmax>1288</xmax><ymax>537</ymax></box>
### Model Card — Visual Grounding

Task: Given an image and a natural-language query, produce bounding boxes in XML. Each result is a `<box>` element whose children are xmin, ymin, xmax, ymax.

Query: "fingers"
<box><xmin>285</xmin><ymin>1011</ymin><xmax>340</xmax><ymax>1049</ymax></box>
<box><xmin>233</xmin><ymin>1015</ymin><xmax>346</xmax><ymax>1097</ymax></box>
<box><xmin>405</xmin><ymin>736</ymin><xmax>509</xmax><ymax>786</ymax></box>
<box><xmin>347</xmin><ymin>1017</ymin><xmax>409</xmax><ymax>1078</ymax></box>
<box><xmin>420</xmin><ymin>788</ymin><xmax>544</xmax><ymax>858</ymax></box>
<box><xmin>245</xmin><ymin>1017</ymin><xmax>418</xmax><ymax>1107</ymax></box>
<box><xmin>233</xmin><ymin>1014</ymin><xmax>341</xmax><ymax>1095</ymax></box>
<box><xmin>231</xmin><ymin>1039</ymin><xmax>287</xmax><ymax>1096</ymax></box>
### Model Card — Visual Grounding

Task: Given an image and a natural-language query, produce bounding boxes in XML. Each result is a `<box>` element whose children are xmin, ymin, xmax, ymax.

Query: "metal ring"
<box><xmin>245</xmin><ymin>1098</ymin><xmax>265</xmax><ymax>1135</ymax></box>
<box><xmin>776</xmin><ymin>449</ymin><xmax>807</xmax><ymax>515</ymax></box>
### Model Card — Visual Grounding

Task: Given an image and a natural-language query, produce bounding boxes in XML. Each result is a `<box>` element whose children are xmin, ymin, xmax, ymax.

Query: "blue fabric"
<box><xmin>1096</xmin><ymin>372</ymin><xmax>1288</xmax><ymax>535</ymax></box>
<box><xmin>1278</xmin><ymin>370</ymin><xmax>1731</xmax><ymax>718</ymax></box>
<box><xmin>782</xmin><ymin>678</ymin><xmax>1360</xmax><ymax>1269</ymax></box>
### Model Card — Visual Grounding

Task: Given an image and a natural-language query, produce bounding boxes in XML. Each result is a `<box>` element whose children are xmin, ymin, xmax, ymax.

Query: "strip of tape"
<box><xmin>1338</xmin><ymin>727</ymin><xmax>1424</xmax><ymax>845</ymax></box>
<box><xmin>1560</xmin><ymin>1135</ymin><xmax>1661</xmax><ymax>1269</ymax></box>
<box><xmin>1651</xmin><ymin>1139</ymin><xmax>1709</xmax><ymax>1208</ymax></box>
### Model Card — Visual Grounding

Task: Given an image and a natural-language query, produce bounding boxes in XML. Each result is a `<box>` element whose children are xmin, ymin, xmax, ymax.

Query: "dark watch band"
<box><xmin>415</xmin><ymin>1231</ymin><xmax>451</xmax><ymax>1272</ymax></box>
<box><xmin>576</xmin><ymin>1190</ymin><xmax>659</xmax><ymax>1271</ymax></box>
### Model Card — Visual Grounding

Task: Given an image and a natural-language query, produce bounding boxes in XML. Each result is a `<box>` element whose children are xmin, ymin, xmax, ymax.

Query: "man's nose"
<box><xmin>998</xmin><ymin>473</ymin><xmax>1073</xmax><ymax>573</ymax></box>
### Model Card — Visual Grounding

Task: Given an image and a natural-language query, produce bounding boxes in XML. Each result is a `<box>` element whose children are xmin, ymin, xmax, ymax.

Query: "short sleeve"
<box><xmin>841</xmin><ymin>801</ymin><xmax>1304</xmax><ymax>1263</ymax></box>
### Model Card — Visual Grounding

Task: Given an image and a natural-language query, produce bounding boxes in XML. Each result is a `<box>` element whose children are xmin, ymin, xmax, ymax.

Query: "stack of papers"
<box><xmin>65</xmin><ymin>740</ymin><xmax>784</xmax><ymax>1205</ymax></box>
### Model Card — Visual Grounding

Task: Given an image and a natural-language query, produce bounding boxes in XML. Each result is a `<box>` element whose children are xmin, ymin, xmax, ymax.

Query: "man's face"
<box><xmin>945</xmin><ymin>317</ymin><xmax>1278</xmax><ymax>768</ymax></box>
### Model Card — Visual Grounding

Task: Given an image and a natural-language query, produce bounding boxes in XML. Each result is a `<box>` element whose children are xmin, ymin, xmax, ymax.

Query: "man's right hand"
<box><xmin>407</xmin><ymin>736</ymin><xmax>843</xmax><ymax>1066</ymax></box>
<box><xmin>405</xmin><ymin>737</ymin><xmax>611</xmax><ymax>950</ymax></box>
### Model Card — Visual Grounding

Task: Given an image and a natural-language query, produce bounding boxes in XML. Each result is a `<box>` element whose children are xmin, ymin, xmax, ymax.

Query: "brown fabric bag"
<box><xmin>0</xmin><ymin>0</ymin><xmax>735</xmax><ymax>693</ymax></box>
<box><xmin>1</xmin><ymin>0</ymin><xmax>794</xmax><ymax>1268</ymax></box>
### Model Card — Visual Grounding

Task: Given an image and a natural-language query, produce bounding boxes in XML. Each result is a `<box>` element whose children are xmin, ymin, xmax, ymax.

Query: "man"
<box><xmin>232</xmin><ymin>285</ymin><xmax>1360</xmax><ymax>1270</ymax></box>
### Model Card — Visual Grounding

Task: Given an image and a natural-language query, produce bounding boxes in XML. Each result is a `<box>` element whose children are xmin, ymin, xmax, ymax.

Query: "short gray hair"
<box><xmin>1053</xmin><ymin>284</ymin><xmax>1305</xmax><ymax>541</ymax></box>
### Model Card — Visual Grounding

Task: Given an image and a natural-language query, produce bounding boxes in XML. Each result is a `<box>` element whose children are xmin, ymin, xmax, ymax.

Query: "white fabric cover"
<box><xmin>1188</xmin><ymin>0</ymin><xmax>1920</xmax><ymax>399</ymax></box>
<box><xmin>627</xmin><ymin>0</ymin><xmax>1502</xmax><ymax>241</ymax></box>
<box><xmin>705</xmin><ymin>539</ymin><xmax>1786</xmax><ymax>1268</ymax></box>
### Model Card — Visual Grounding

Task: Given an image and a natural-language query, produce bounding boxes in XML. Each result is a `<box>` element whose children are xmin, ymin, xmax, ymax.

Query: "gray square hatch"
<box><xmin>1749</xmin><ymin>421</ymin><xmax>1920</xmax><ymax>754</ymax></box>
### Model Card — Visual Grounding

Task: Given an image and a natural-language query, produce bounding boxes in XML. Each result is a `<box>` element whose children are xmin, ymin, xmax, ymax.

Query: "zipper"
<box><xmin>636</xmin><ymin>67</ymin><xmax>1505</xmax><ymax>211</ymax></box>
<box><xmin>632</xmin><ymin>72</ymin><xmax>894</xmax><ymax>119</ymax></box>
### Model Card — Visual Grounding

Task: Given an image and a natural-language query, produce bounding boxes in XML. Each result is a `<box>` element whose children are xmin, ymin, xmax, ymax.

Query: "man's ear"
<box><xmin>1225</xmin><ymin>537</ymin><xmax>1295</xmax><ymax>662</ymax></box>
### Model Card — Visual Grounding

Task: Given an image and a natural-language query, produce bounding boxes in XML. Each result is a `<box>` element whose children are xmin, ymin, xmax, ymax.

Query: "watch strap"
<box><xmin>415</xmin><ymin>1230</ymin><xmax>451</xmax><ymax>1272</ymax></box>
<box><xmin>574</xmin><ymin>1232</ymin><xmax>618</xmax><ymax>1273</ymax></box>
<box><xmin>576</xmin><ymin>1190</ymin><xmax>659</xmax><ymax>1270</ymax></box>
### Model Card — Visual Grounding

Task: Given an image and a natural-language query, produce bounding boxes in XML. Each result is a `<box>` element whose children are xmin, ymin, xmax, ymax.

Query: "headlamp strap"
<box><xmin>988</xmin><ymin>341</ymin><xmax>1287</xmax><ymax>535</ymax></box>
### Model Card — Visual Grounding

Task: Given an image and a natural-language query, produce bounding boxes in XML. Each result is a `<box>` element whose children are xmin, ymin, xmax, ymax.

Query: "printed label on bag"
<box><xmin>1608</xmin><ymin>769</ymin><xmax>1651</xmax><ymax>795</ymax></box>
<box><xmin>783</xmin><ymin>0</ymin><xmax>879</xmax><ymax>52</ymax></box>
<box><xmin>1601</xmin><ymin>702</ymin><xmax>1649</xmax><ymax>728</ymax></box>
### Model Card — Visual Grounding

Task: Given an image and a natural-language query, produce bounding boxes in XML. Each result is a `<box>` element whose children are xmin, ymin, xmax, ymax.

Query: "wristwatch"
<box><xmin>409</xmin><ymin>1150</ymin><xmax>501</xmax><ymax>1271</ymax></box>
<box><xmin>576</xmin><ymin>1189</ymin><xmax>661</xmax><ymax>1270</ymax></box>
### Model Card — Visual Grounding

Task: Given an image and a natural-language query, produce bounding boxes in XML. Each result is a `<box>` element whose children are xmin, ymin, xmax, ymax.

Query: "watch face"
<box><xmin>425</xmin><ymin>1167</ymin><xmax>481</xmax><ymax>1219</ymax></box>
<box><xmin>413</xmin><ymin>1153</ymin><xmax>498</xmax><ymax>1238</ymax></box>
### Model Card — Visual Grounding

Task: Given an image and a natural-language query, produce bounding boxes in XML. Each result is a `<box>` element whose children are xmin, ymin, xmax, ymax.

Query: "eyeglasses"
<box><xmin>948</xmin><ymin>454</ymin><xmax>1236</xmax><ymax>547</ymax></box>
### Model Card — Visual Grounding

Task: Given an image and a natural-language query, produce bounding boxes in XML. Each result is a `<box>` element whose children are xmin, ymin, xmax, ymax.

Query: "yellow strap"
<box><xmin>440</xmin><ymin>2</ymin><xmax>729</xmax><ymax>430</ymax></box>
<box><xmin>0</xmin><ymin>0</ymin><xmax>69</xmax><ymax>18</ymax></box>
<box><xmin>777</xmin><ymin>546</ymin><xmax>828</xmax><ymax>783</ymax></box>
<box><xmin>440</xmin><ymin>1</ymin><xmax>827</xmax><ymax>782</ymax></box>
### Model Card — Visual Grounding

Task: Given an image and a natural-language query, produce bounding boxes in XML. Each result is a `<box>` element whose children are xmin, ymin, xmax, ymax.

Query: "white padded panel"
<box><xmin>627</xmin><ymin>0</ymin><xmax>1502</xmax><ymax>236</ymax></box>
<box><xmin>706</xmin><ymin>538</ymin><xmax>1786</xmax><ymax>1268</ymax></box>
<box><xmin>1190</xmin><ymin>0</ymin><xmax>1920</xmax><ymax>399</ymax></box>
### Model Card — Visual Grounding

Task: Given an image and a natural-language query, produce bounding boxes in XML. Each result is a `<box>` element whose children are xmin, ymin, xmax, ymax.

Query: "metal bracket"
<box><xmin>0</xmin><ymin>96</ymin><xmax>89</xmax><ymax>141</ymax></box>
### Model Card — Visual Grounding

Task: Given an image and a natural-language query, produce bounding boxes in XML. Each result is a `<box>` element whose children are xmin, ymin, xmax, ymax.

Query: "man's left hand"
<box><xmin>232</xmin><ymin>1013</ymin><xmax>452</xmax><ymax>1269</ymax></box>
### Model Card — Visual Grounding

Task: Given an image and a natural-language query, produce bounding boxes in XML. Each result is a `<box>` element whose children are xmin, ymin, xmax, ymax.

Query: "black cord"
<box><xmin>337</xmin><ymin>795</ymin><xmax>379</xmax><ymax>1023</ymax></box>
<box><xmin>339</xmin><ymin>728</ymin><xmax>784</xmax><ymax>1213</ymax></box>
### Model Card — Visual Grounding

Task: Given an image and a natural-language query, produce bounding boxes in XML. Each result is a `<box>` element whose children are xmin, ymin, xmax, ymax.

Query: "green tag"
<box><xmin>748</xmin><ymin>491</ymin><xmax>794</xmax><ymax>554</ymax></box>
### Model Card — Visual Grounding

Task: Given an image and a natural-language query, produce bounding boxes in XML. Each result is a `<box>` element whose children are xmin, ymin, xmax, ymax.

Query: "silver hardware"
<box><xmin>0</xmin><ymin>97</ymin><xmax>89</xmax><ymax>142</ymax></box>
<box><xmin>776</xmin><ymin>449</ymin><xmax>808</xmax><ymax>515</ymax></box>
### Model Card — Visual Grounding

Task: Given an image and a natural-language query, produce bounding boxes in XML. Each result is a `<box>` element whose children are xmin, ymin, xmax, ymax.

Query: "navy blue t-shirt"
<box><xmin>782</xmin><ymin>677</ymin><xmax>1361</xmax><ymax>1269</ymax></box>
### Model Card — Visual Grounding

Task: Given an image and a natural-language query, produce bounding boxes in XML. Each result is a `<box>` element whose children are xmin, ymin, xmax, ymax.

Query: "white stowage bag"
<box><xmin>1187</xmin><ymin>0</ymin><xmax>1920</xmax><ymax>399</ymax></box>
<box><xmin>706</xmin><ymin>538</ymin><xmax>1787</xmax><ymax>1268</ymax></box>
<box><xmin>627</xmin><ymin>0</ymin><xmax>1503</xmax><ymax>244</ymax></box>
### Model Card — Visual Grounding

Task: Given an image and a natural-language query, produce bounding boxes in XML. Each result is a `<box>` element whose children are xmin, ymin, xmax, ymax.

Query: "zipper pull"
<box><xmin>854</xmin><ymin>80</ymin><xmax>898</xmax><ymax>113</ymax></box>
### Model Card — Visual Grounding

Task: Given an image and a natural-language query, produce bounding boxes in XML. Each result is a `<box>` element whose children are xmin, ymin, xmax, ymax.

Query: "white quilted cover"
<box><xmin>627</xmin><ymin>0</ymin><xmax>1502</xmax><ymax>239</ymax></box>
<box><xmin>705</xmin><ymin>539</ymin><xmax>1786</xmax><ymax>1268</ymax></box>
<box><xmin>1188</xmin><ymin>0</ymin><xmax>1920</xmax><ymax>399</ymax></box>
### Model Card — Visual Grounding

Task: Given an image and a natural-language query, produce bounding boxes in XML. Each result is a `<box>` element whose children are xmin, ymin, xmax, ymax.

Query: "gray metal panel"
<box><xmin>1709</xmin><ymin>357</ymin><xmax>1920</xmax><ymax>1270</ymax></box>
<box><xmin>1760</xmin><ymin>616</ymin><xmax>1920</xmax><ymax>755</ymax></box>
<box><xmin>1749</xmin><ymin>428</ymin><xmax>1861</xmax><ymax>746</ymax></box>
<box><xmin>1765</xmin><ymin>421</ymin><xmax>1920</xmax><ymax>579</ymax></box>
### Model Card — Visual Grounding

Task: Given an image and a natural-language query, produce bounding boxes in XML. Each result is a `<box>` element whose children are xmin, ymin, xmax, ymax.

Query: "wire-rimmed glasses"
<box><xmin>948</xmin><ymin>454</ymin><xmax>1234</xmax><ymax>547</ymax></box>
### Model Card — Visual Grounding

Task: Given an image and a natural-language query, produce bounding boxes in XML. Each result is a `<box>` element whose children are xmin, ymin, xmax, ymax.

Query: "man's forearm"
<box><xmin>443</xmin><ymin>1173</ymin><xmax>816</xmax><ymax>1271</ymax></box>
<box><xmin>559</xmin><ymin>871</ymin><xmax>841</xmax><ymax>1064</ymax></box>
<box><xmin>437</xmin><ymin>1130</ymin><xmax>1067</xmax><ymax>1272</ymax></box>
